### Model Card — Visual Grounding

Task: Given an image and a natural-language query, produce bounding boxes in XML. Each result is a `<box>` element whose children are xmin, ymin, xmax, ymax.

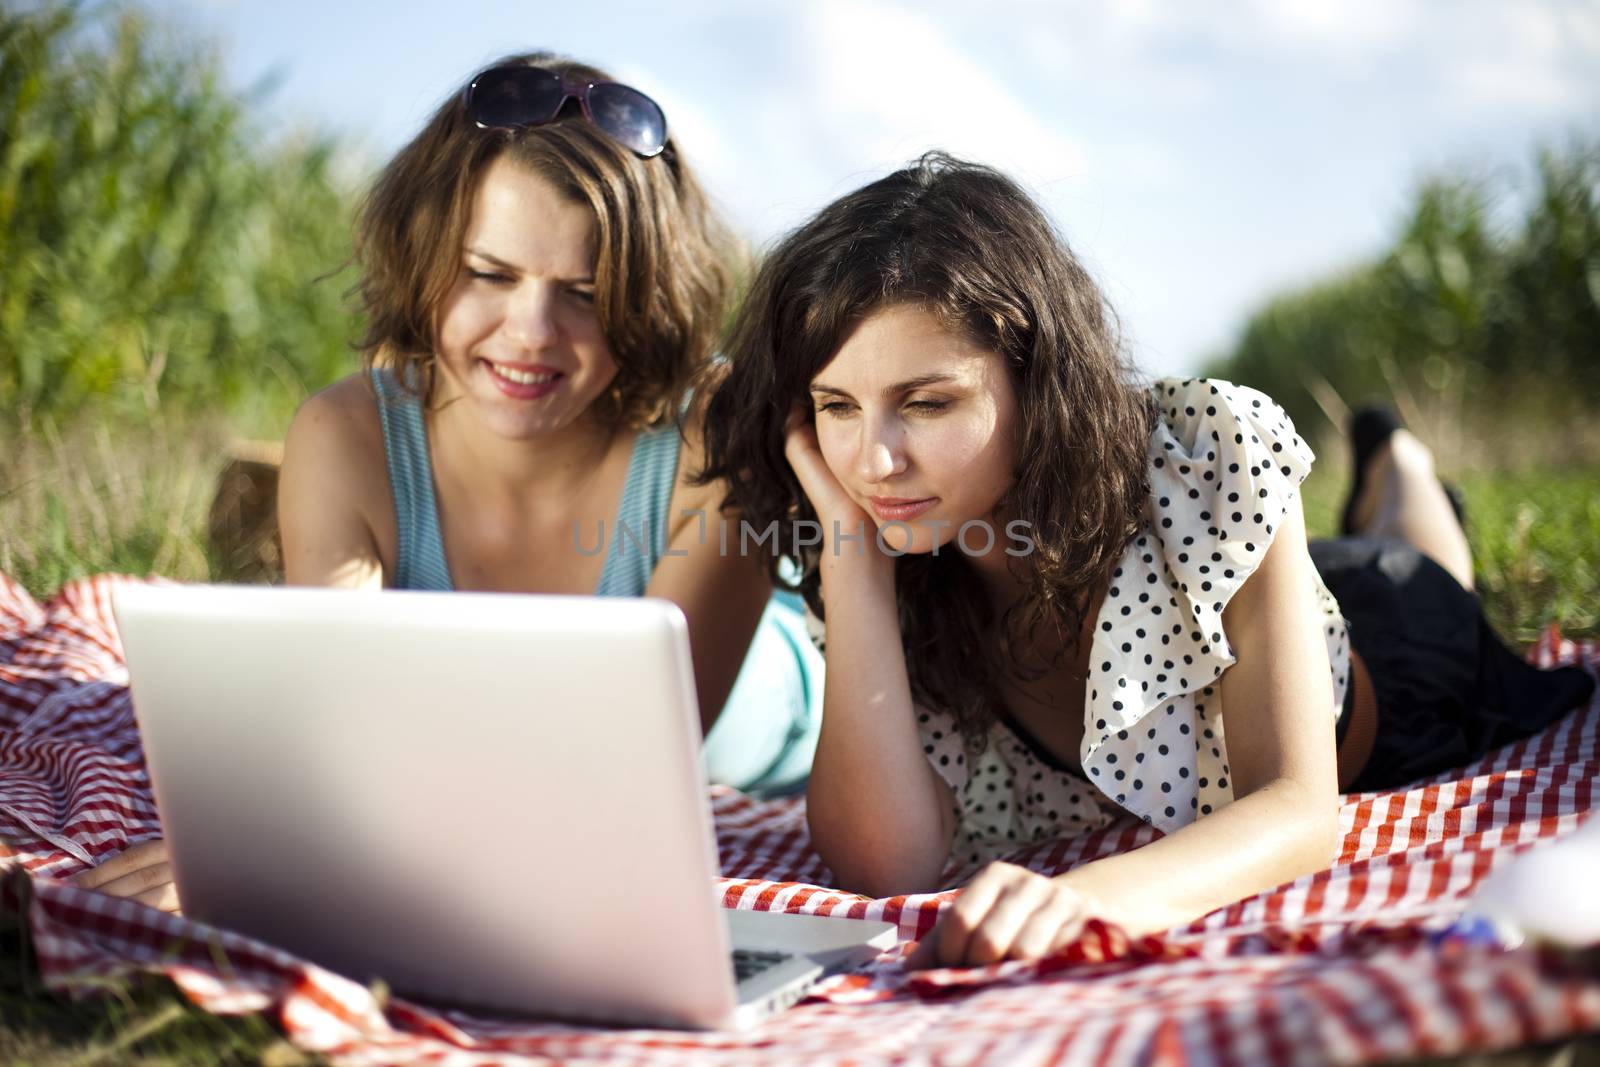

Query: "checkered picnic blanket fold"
<box><xmin>2</xmin><ymin>572</ymin><xmax>1598</xmax><ymax>1067</ymax></box>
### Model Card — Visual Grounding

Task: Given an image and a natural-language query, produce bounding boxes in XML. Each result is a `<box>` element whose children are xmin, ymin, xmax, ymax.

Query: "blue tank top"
<box><xmin>370</xmin><ymin>369</ymin><xmax>679</xmax><ymax>594</ymax></box>
<box><xmin>369</xmin><ymin>368</ymin><xmax>824</xmax><ymax>797</ymax></box>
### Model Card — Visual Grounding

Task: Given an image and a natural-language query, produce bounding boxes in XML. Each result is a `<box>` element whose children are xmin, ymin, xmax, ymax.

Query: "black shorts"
<box><xmin>1311</xmin><ymin>537</ymin><xmax>1595</xmax><ymax>793</ymax></box>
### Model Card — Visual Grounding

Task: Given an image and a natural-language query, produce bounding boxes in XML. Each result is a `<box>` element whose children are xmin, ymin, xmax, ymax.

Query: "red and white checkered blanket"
<box><xmin>2</xmin><ymin>572</ymin><xmax>1598</xmax><ymax>1066</ymax></box>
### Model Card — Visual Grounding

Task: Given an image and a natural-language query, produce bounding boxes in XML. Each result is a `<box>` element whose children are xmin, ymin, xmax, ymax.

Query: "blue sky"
<box><xmin>148</xmin><ymin>0</ymin><xmax>1599</xmax><ymax>378</ymax></box>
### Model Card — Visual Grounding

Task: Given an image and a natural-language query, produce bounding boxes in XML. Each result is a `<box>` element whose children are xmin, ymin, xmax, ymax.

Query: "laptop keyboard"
<box><xmin>731</xmin><ymin>948</ymin><xmax>792</xmax><ymax>983</ymax></box>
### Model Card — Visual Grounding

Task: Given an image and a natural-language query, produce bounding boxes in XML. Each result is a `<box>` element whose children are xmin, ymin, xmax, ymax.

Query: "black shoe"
<box><xmin>1340</xmin><ymin>406</ymin><xmax>1403</xmax><ymax>536</ymax></box>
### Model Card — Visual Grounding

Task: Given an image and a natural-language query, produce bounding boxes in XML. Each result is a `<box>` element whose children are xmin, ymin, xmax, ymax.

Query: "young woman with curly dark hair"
<box><xmin>698</xmin><ymin>152</ymin><xmax>1592</xmax><ymax>968</ymax></box>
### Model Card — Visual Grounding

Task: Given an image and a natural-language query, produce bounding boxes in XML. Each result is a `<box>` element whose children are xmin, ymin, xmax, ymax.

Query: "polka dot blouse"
<box><xmin>919</xmin><ymin>378</ymin><xmax>1352</xmax><ymax>871</ymax></box>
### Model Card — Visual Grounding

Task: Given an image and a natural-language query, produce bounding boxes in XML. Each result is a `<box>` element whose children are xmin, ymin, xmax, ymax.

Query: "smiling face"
<box><xmin>809</xmin><ymin>303</ymin><xmax>1021</xmax><ymax>555</ymax></box>
<box><xmin>432</xmin><ymin>155</ymin><xmax>619</xmax><ymax>440</ymax></box>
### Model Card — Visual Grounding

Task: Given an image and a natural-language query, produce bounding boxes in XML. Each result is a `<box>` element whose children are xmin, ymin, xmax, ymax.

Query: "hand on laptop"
<box><xmin>906</xmin><ymin>862</ymin><xmax>1091</xmax><ymax>969</ymax></box>
<box><xmin>70</xmin><ymin>838</ymin><xmax>182</xmax><ymax>914</ymax></box>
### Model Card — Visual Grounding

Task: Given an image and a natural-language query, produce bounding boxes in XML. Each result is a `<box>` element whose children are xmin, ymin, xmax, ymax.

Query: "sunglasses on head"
<box><xmin>463</xmin><ymin>64</ymin><xmax>669</xmax><ymax>159</ymax></box>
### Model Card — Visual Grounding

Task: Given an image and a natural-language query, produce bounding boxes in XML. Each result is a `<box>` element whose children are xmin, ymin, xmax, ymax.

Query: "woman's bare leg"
<box><xmin>1346</xmin><ymin>429</ymin><xmax>1475</xmax><ymax>591</ymax></box>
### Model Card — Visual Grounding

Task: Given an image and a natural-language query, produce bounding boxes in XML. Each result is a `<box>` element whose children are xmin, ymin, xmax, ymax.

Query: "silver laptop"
<box><xmin>112</xmin><ymin>584</ymin><xmax>895</xmax><ymax>1029</ymax></box>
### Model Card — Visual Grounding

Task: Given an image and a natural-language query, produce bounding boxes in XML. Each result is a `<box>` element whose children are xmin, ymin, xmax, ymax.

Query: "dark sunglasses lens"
<box><xmin>585</xmin><ymin>83</ymin><xmax>668</xmax><ymax>156</ymax></box>
<box><xmin>469</xmin><ymin>67</ymin><xmax>565</xmax><ymax>128</ymax></box>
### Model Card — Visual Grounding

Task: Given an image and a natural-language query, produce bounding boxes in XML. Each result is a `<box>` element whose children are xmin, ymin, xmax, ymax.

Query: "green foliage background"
<box><xmin>0</xmin><ymin>1</ymin><xmax>360</xmax><ymax>437</ymax></box>
<box><xmin>1207</xmin><ymin>140</ymin><xmax>1600</xmax><ymax>452</ymax></box>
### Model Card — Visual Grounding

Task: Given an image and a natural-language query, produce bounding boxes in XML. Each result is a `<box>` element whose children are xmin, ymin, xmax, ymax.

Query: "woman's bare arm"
<box><xmin>277</xmin><ymin>377</ymin><xmax>390</xmax><ymax>590</ymax></box>
<box><xmin>805</xmin><ymin>547</ymin><xmax>957</xmax><ymax>896</ymax></box>
<box><xmin>783</xmin><ymin>415</ymin><xmax>955</xmax><ymax>897</ymax></box>
<box><xmin>918</xmin><ymin>499</ymin><xmax>1342</xmax><ymax>965</ymax></box>
<box><xmin>1054</xmin><ymin>499</ymin><xmax>1341</xmax><ymax>934</ymax></box>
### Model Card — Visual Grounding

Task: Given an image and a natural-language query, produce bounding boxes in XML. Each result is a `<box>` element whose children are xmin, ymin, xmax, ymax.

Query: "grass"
<box><xmin>1455</xmin><ymin>467</ymin><xmax>1600</xmax><ymax>644</ymax></box>
<box><xmin>1298</xmin><ymin>430</ymin><xmax>1600</xmax><ymax>645</ymax></box>
<box><xmin>0</xmin><ymin>409</ymin><xmax>1595</xmax><ymax>1064</ymax></box>
<box><xmin>0</xmin><ymin>878</ymin><xmax>321</xmax><ymax>1066</ymax></box>
<box><xmin>0</xmin><ymin>415</ymin><xmax>241</xmax><ymax>598</ymax></box>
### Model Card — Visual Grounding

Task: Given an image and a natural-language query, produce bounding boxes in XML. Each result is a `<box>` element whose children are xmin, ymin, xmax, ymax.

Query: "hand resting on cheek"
<box><xmin>783</xmin><ymin>406</ymin><xmax>874</xmax><ymax>541</ymax></box>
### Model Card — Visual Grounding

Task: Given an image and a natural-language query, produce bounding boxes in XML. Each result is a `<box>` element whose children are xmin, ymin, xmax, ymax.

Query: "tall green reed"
<box><xmin>1208</xmin><ymin>139</ymin><xmax>1600</xmax><ymax>453</ymax></box>
<box><xmin>0</xmin><ymin>1</ymin><xmax>361</xmax><ymax>439</ymax></box>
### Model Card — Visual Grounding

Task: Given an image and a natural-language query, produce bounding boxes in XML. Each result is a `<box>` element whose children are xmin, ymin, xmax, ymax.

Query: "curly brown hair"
<box><xmin>698</xmin><ymin>153</ymin><xmax>1153</xmax><ymax>741</ymax></box>
<box><xmin>354</xmin><ymin>51</ymin><xmax>739</xmax><ymax>429</ymax></box>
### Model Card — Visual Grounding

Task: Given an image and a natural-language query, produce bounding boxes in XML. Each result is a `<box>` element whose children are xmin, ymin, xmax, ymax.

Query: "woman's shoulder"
<box><xmin>301</xmin><ymin>372</ymin><xmax>386</xmax><ymax>415</ymax></box>
<box><xmin>1106</xmin><ymin>377</ymin><xmax>1318</xmax><ymax>675</ymax></box>
<box><xmin>288</xmin><ymin>372</ymin><xmax>384</xmax><ymax>443</ymax></box>
<box><xmin>1145</xmin><ymin>378</ymin><xmax>1303</xmax><ymax>446</ymax></box>
<box><xmin>282</xmin><ymin>373</ymin><xmax>390</xmax><ymax>498</ymax></box>
<box><xmin>1135</xmin><ymin>376</ymin><xmax>1314</xmax><ymax>563</ymax></box>
<box><xmin>1078</xmin><ymin>379</ymin><xmax>1319</xmax><ymax>832</ymax></box>
<box><xmin>1142</xmin><ymin>377</ymin><xmax>1315</xmax><ymax>493</ymax></box>
<box><xmin>276</xmin><ymin>373</ymin><xmax>398</xmax><ymax>585</ymax></box>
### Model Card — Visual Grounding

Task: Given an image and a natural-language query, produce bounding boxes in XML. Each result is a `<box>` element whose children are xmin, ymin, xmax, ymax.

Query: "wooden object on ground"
<box><xmin>208</xmin><ymin>440</ymin><xmax>284</xmax><ymax>584</ymax></box>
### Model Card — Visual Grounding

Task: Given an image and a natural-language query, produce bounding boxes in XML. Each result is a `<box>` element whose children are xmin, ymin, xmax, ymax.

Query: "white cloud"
<box><xmin>1454</xmin><ymin>58</ymin><xmax>1592</xmax><ymax>112</ymax></box>
<box><xmin>808</xmin><ymin>0</ymin><xmax>1089</xmax><ymax>183</ymax></box>
<box><xmin>1447</xmin><ymin>3</ymin><xmax>1599</xmax><ymax>113</ymax></box>
<box><xmin>647</xmin><ymin>0</ymin><xmax>1096</xmax><ymax>248</ymax></box>
<box><xmin>1246</xmin><ymin>0</ymin><xmax>1421</xmax><ymax>53</ymax></box>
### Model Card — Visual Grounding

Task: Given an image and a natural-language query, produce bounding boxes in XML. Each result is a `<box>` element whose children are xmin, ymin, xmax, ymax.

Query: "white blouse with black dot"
<box><xmin>918</xmin><ymin>378</ymin><xmax>1351</xmax><ymax>872</ymax></box>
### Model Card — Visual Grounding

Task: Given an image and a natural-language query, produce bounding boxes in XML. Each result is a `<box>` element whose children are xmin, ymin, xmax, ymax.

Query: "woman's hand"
<box><xmin>783</xmin><ymin>408</ymin><xmax>874</xmax><ymax>543</ymax></box>
<box><xmin>908</xmin><ymin>862</ymin><xmax>1093</xmax><ymax>969</ymax></box>
<box><xmin>69</xmin><ymin>838</ymin><xmax>182</xmax><ymax>914</ymax></box>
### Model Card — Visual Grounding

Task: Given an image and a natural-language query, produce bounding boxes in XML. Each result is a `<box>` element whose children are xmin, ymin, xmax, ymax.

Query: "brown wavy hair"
<box><xmin>354</xmin><ymin>52</ymin><xmax>739</xmax><ymax>429</ymax></box>
<box><xmin>698</xmin><ymin>153</ymin><xmax>1152</xmax><ymax>741</ymax></box>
